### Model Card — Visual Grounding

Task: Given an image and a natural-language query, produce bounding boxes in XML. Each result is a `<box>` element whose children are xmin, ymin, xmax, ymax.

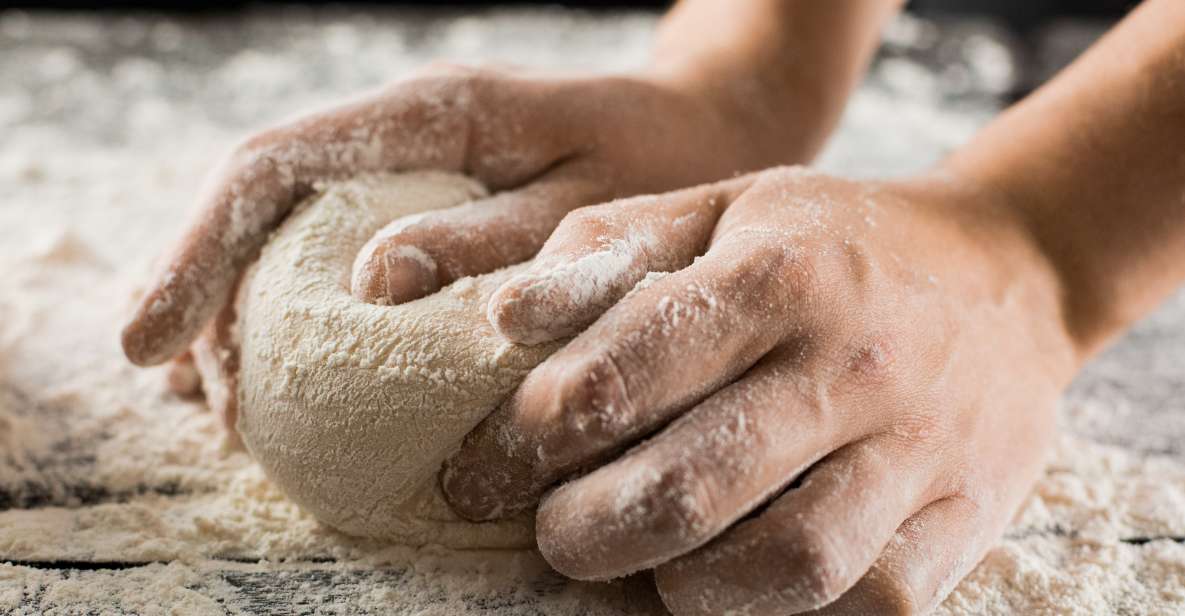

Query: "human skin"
<box><xmin>440</xmin><ymin>1</ymin><xmax>1185</xmax><ymax>613</ymax></box>
<box><xmin>120</xmin><ymin>0</ymin><xmax>902</xmax><ymax>372</ymax></box>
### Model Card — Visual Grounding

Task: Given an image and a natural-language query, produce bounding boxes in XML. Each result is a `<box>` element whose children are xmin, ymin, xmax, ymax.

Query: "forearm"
<box><xmin>649</xmin><ymin>0</ymin><xmax>904</xmax><ymax>165</ymax></box>
<box><xmin>945</xmin><ymin>0</ymin><xmax>1185</xmax><ymax>358</ymax></box>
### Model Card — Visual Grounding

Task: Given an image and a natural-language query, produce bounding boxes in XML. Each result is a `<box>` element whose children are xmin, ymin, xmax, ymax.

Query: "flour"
<box><xmin>489</xmin><ymin>232</ymin><xmax>656</xmax><ymax>345</ymax></box>
<box><xmin>2</xmin><ymin>6</ymin><xmax>1185</xmax><ymax>614</ymax></box>
<box><xmin>935</xmin><ymin>432</ymin><xmax>1185</xmax><ymax>615</ymax></box>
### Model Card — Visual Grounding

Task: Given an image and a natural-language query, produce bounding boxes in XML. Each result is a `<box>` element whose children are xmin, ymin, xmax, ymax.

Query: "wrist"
<box><xmin>939</xmin><ymin>147</ymin><xmax>1129</xmax><ymax>361</ymax></box>
<box><xmin>642</xmin><ymin>0</ymin><xmax>901</xmax><ymax>172</ymax></box>
<box><xmin>640</xmin><ymin>60</ymin><xmax>830</xmax><ymax>170</ymax></box>
<box><xmin>898</xmin><ymin>168</ymin><xmax>1086</xmax><ymax>375</ymax></box>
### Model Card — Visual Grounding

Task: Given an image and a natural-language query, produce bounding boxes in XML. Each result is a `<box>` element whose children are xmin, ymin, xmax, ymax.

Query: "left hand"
<box><xmin>441</xmin><ymin>167</ymin><xmax>1079</xmax><ymax>614</ymax></box>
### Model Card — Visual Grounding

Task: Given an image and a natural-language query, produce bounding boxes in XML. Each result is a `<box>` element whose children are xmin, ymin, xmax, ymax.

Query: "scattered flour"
<box><xmin>1</xmin><ymin>6</ymin><xmax>1184</xmax><ymax>615</ymax></box>
<box><xmin>936</xmin><ymin>433</ymin><xmax>1185</xmax><ymax>615</ymax></box>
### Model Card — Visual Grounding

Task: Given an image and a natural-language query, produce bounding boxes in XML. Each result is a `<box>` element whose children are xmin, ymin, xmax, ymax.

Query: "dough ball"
<box><xmin>230</xmin><ymin>172</ymin><xmax>561</xmax><ymax>547</ymax></box>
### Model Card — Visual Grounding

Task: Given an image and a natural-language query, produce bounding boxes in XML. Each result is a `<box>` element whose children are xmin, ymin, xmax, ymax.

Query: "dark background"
<box><xmin>0</xmin><ymin>0</ymin><xmax>1140</xmax><ymax>25</ymax></box>
<box><xmin>0</xmin><ymin>0</ymin><xmax>1136</xmax><ymax>99</ymax></box>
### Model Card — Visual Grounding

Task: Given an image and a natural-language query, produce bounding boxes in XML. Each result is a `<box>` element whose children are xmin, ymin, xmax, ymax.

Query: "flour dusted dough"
<box><xmin>233</xmin><ymin>172</ymin><xmax>560</xmax><ymax>547</ymax></box>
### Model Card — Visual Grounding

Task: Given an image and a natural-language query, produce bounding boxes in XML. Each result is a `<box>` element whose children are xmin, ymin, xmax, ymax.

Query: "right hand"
<box><xmin>122</xmin><ymin>64</ymin><xmax>801</xmax><ymax>370</ymax></box>
<box><xmin>442</xmin><ymin>167</ymin><xmax>1077</xmax><ymax>614</ymax></box>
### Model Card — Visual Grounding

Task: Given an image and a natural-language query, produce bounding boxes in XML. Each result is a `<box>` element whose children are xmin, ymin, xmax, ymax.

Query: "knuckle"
<box><xmin>558</xmin><ymin>205</ymin><xmax>623</xmax><ymax>240</ymax></box>
<box><xmin>843</xmin><ymin>335</ymin><xmax>897</xmax><ymax>382</ymax></box>
<box><xmin>861</xmin><ymin>566</ymin><xmax>920</xmax><ymax>616</ymax></box>
<box><xmin>621</xmin><ymin>459</ymin><xmax>717</xmax><ymax>544</ymax></box>
<box><xmin>774</xmin><ymin>249</ymin><xmax>821</xmax><ymax>297</ymax></box>
<box><xmin>654</xmin><ymin>466</ymin><xmax>717</xmax><ymax>542</ymax></box>
<box><xmin>771</xmin><ymin>526</ymin><xmax>852</xmax><ymax>607</ymax></box>
<box><xmin>552</xmin><ymin>352</ymin><xmax>635</xmax><ymax>442</ymax></box>
<box><xmin>228</xmin><ymin>137</ymin><xmax>276</xmax><ymax>173</ymax></box>
<box><xmin>518</xmin><ymin>351</ymin><xmax>639</xmax><ymax>473</ymax></box>
<box><xmin>534</xmin><ymin>458</ymin><xmax>718</xmax><ymax>580</ymax></box>
<box><xmin>719</xmin><ymin>239</ymin><xmax>818</xmax><ymax>312</ymax></box>
<box><xmin>226</xmin><ymin>139</ymin><xmax>291</xmax><ymax>192</ymax></box>
<box><xmin>830</xmin><ymin>334</ymin><xmax>907</xmax><ymax>398</ymax></box>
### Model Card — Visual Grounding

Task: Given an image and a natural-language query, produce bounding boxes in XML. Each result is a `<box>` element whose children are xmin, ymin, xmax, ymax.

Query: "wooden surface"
<box><xmin>2</xmin><ymin>7</ymin><xmax>1183</xmax><ymax>614</ymax></box>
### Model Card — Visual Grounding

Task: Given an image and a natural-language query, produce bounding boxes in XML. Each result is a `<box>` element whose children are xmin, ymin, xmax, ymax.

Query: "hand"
<box><xmin>441</xmin><ymin>167</ymin><xmax>1080</xmax><ymax>614</ymax></box>
<box><xmin>121</xmin><ymin>64</ymin><xmax>797</xmax><ymax>369</ymax></box>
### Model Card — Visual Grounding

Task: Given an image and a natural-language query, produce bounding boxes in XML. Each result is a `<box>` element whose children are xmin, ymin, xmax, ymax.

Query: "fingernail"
<box><xmin>382</xmin><ymin>246</ymin><xmax>439</xmax><ymax>304</ymax></box>
<box><xmin>122</xmin><ymin>303</ymin><xmax>175</xmax><ymax>367</ymax></box>
<box><xmin>349</xmin><ymin>253</ymin><xmax>389</xmax><ymax>304</ymax></box>
<box><xmin>487</xmin><ymin>277</ymin><xmax>547</xmax><ymax>345</ymax></box>
<box><xmin>350</xmin><ymin>243</ymin><xmax>438</xmax><ymax>305</ymax></box>
<box><xmin>439</xmin><ymin>458</ymin><xmax>508</xmax><ymax>522</ymax></box>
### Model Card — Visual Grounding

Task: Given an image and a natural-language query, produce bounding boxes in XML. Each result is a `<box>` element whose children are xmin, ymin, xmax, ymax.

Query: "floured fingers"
<box><xmin>486</xmin><ymin>175</ymin><xmax>755</xmax><ymax>344</ymax></box>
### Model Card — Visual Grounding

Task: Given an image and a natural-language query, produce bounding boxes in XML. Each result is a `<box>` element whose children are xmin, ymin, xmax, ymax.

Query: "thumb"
<box><xmin>350</xmin><ymin>162</ymin><xmax>608</xmax><ymax>306</ymax></box>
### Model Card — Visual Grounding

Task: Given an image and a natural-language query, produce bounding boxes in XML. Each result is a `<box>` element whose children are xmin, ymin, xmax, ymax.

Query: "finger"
<box><xmin>121</xmin><ymin>69</ymin><xmax>576</xmax><ymax>366</ymax></box>
<box><xmin>189</xmin><ymin>294</ymin><xmax>243</xmax><ymax>438</ymax></box>
<box><xmin>810</xmin><ymin>496</ymin><xmax>994</xmax><ymax>615</ymax></box>
<box><xmin>652</xmin><ymin>438</ymin><xmax>937</xmax><ymax>615</ymax></box>
<box><xmin>533</xmin><ymin>356</ymin><xmax>892</xmax><ymax>581</ymax></box>
<box><xmin>350</xmin><ymin>161</ymin><xmax>611</xmax><ymax>306</ymax></box>
<box><xmin>165</xmin><ymin>351</ymin><xmax>202</xmax><ymax>398</ymax></box>
<box><xmin>485</xmin><ymin>177</ymin><xmax>753</xmax><ymax>344</ymax></box>
<box><xmin>122</xmin><ymin>82</ymin><xmax>458</xmax><ymax>366</ymax></box>
<box><xmin>441</xmin><ymin>235</ymin><xmax>805</xmax><ymax>522</ymax></box>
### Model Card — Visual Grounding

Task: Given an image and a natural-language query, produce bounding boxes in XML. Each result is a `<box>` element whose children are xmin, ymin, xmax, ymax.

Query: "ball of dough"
<box><xmin>231</xmin><ymin>172</ymin><xmax>560</xmax><ymax>547</ymax></box>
